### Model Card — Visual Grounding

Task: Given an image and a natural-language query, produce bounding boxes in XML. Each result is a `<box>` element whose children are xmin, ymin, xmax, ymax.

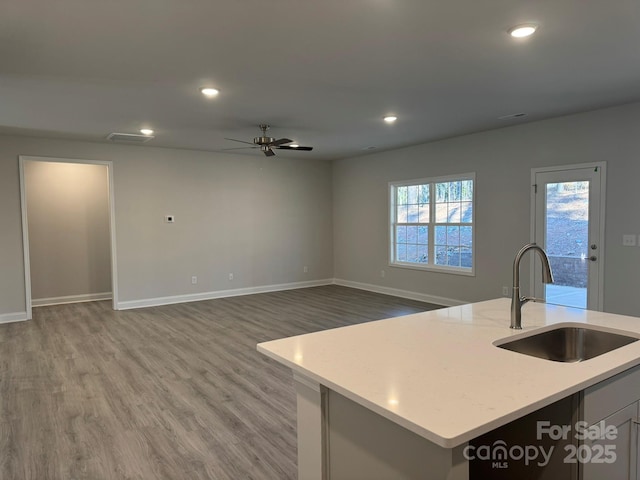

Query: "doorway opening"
<box><xmin>19</xmin><ymin>156</ymin><xmax>118</xmax><ymax>319</ymax></box>
<box><xmin>531</xmin><ymin>163</ymin><xmax>606</xmax><ymax>310</ymax></box>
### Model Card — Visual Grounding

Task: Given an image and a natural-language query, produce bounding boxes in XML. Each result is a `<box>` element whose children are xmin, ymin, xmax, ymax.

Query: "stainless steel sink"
<box><xmin>495</xmin><ymin>324</ymin><xmax>640</xmax><ymax>362</ymax></box>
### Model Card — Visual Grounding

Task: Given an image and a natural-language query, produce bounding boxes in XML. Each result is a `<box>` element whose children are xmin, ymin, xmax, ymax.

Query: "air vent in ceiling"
<box><xmin>107</xmin><ymin>132</ymin><xmax>155</xmax><ymax>143</ymax></box>
<box><xmin>498</xmin><ymin>112</ymin><xmax>527</xmax><ymax>120</ymax></box>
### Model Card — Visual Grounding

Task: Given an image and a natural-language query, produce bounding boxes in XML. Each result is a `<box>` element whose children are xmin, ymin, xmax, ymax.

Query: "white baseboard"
<box><xmin>117</xmin><ymin>279</ymin><xmax>334</xmax><ymax>310</ymax></box>
<box><xmin>0</xmin><ymin>312</ymin><xmax>28</xmax><ymax>324</ymax></box>
<box><xmin>332</xmin><ymin>278</ymin><xmax>466</xmax><ymax>307</ymax></box>
<box><xmin>32</xmin><ymin>292</ymin><xmax>112</xmax><ymax>307</ymax></box>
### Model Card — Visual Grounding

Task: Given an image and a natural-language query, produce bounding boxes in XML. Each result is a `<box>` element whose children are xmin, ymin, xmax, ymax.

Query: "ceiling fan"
<box><xmin>224</xmin><ymin>124</ymin><xmax>313</xmax><ymax>157</ymax></box>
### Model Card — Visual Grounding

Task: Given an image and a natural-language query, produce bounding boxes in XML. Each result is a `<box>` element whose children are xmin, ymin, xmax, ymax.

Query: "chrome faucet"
<box><xmin>511</xmin><ymin>243</ymin><xmax>554</xmax><ymax>329</ymax></box>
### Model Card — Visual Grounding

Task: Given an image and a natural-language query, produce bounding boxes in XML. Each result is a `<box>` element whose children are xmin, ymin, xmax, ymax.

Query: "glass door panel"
<box><xmin>544</xmin><ymin>181</ymin><xmax>589</xmax><ymax>308</ymax></box>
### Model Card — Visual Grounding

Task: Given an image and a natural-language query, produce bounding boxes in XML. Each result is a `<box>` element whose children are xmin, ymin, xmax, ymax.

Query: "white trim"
<box><xmin>18</xmin><ymin>157</ymin><xmax>33</xmax><ymax>320</ymax></box>
<box><xmin>389</xmin><ymin>262</ymin><xmax>475</xmax><ymax>277</ymax></box>
<box><xmin>530</xmin><ymin>162</ymin><xmax>605</xmax><ymax>175</ymax></box>
<box><xmin>106</xmin><ymin>158</ymin><xmax>119</xmax><ymax>310</ymax></box>
<box><xmin>333</xmin><ymin>278</ymin><xmax>465</xmax><ymax>307</ymax></box>
<box><xmin>0</xmin><ymin>312</ymin><xmax>28</xmax><ymax>324</ymax></box>
<box><xmin>388</xmin><ymin>172</ymin><xmax>476</xmax><ymax>276</ymax></box>
<box><xmin>117</xmin><ymin>279</ymin><xmax>334</xmax><ymax>310</ymax></box>
<box><xmin>32</xmin><ymin>292</ymin><xmax>112</xmax><ymax>307</ymax></box>
<box><xmin>598</xmin><ymin>166</ymin><xmax>607</xmax><ymax>310</ymax></box>
<box><xmin>389</xmin><ymin>171</ymin><xmax>476</xmax><ymax>187</ymax></box>
<box><xmin>18</xmin><ymin>155</ymin><xmax>119</xmax><ymax>318</ymax></box>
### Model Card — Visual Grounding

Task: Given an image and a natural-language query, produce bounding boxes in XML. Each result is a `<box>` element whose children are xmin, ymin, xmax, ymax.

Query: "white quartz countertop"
<box><xmin>257</xmin><ymin>299</ymin><xmax>640</xmax><ymax>448</ymax></box>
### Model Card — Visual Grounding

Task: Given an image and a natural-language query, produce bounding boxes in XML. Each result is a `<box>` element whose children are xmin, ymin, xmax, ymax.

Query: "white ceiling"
<box><xmin>1</xmin><ymin>0</ymin><xmax>639</xmax><ymax>160</ymax></box>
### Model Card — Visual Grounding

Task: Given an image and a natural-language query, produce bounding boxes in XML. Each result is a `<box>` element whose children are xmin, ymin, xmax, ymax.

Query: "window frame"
<box><xmin>389</xmin><ymin>172</ymin><xmax>476</xmax><ymax>276</ymax></box>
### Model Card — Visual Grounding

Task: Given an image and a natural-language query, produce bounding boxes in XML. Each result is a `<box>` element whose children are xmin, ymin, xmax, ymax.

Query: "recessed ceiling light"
<box><xmin>508</xmin><ymin>24</ymin><xmax>538</xmax><ymax>38</ymax></box>
<box><xmin>140</xmin><ymin>128</ymin><xmax>154</xmax><ymax>135</ymax></box>
<box><xmin>289</xmin><ymin>143</ymin><xmax>299</xmax><ymax>148</ymax></box>
<box><xmin>200</xmin><ymin>87</ymin><xmax>220</xmax><ymax>97</ymax></box>
<box><xmin>383</xmin><ymin>115</ymin><xmax>398</xmax><ymax>123</ymax></box>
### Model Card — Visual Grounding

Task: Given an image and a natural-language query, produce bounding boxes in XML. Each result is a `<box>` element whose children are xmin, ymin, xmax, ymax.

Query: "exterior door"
<box><xmin>532</xmin><ymin>164</ymin><xmax>605</xmax><ymax>310</ymax></box>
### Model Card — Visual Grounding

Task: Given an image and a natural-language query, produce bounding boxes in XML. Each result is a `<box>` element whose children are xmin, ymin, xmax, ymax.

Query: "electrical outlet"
<box><xmin>303</xmin><ymin>266</ymin><xmax>308</xmax><ymax>273</ymax></box>
<box><xmin>502</xmin><ymin>286</ymin><xmax>510</xmax><ymax>297</ymax></box>
<box><xmin>228</xmin><ymin>273</ymin><xmax>234</xmax><ymax>281</ymax></box>
<box><xmin>191</xmin><ymin>276</ymin><xmax>197</xmax><ymax>285</ymax></box>
<box><xmin>623</xmin><ymin>234</ymin><xmax>637</xmax><ymax>247</ymax></box>
<box><xmin>381</xmin><ymin>269</ymin><xmax>386</xmax><ymax>278</ymax></box>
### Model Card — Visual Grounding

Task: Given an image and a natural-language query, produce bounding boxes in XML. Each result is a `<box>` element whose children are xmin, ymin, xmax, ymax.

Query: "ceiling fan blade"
<box><xmin>263</xmin><ymin>147</ymin><xmax>276</xmax><ymax>157</ymax></box>
<box><xmin>269</xmin><ymin>138</ymin><xmax>293</xmax><ymax>147</ymax></box>
<box><xmin>276</xmin><ymin>145</ymin><xmax>313</xmax><ymax>151</ymax></box>
<box><xmin>224</xmin><ymin>137</ymin><xmax>257</xmax><ymax>146</ymax></box>
<box><xmin>221</xmin><ymin>146</ymin><xmax>259</xmax><ymax>151</ymax></box>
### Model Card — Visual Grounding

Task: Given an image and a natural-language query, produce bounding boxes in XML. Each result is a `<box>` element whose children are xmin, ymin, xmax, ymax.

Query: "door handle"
<box><xmin>589</xmin><ymin>256</ymin><xmax>597</xmax><ymax>262</ymax></box>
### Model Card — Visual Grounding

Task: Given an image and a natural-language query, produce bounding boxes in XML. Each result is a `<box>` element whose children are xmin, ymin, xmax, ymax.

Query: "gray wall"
<box><xmin>24</xmin><ymin>160</ymin><xmax>111</xmax><ymax>301</ymax></box>
<box><xmin>2</xmin><ymin>101</ymin><xmax>640</xmax><ymax>318</ymax></box>
<box><xmin>0</xmin><ymin>136</ymin><xmax>333</xmax><ymax>316</ymax></box>
<box><xmin>333</xmin><ymin>102</ymin><xmax>640</xmax><ymax>316</ymax></box>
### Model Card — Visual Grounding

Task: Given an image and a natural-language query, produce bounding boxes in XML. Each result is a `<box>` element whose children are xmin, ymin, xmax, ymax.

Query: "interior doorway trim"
<box><xmin>19</xmin><ymin>155</ymin><xmax>119</xmax><ymax>320</ymax></box>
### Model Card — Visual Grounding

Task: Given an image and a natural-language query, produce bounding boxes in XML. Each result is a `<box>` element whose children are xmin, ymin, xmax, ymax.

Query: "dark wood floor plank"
<box><xmin>0</xmin><ymin>285</ymin><xmax>440</xmax><ymax>479</ymax></box>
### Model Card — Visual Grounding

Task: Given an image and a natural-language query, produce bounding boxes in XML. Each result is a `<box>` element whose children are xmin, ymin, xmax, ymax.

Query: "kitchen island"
<box><xmin>257</xmin><ymin>298</ymin><xmax>640</xmax><ymax>479</ymax></box>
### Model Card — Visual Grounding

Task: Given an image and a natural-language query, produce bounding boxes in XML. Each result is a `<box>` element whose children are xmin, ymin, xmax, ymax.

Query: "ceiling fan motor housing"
<box><xmin>224</xmin><ymin>123</ymin><xmax>311</xmax><ymax>156</ymax></box>
<box><xmin>254</xmin><ymin>136</ymin><xmax>275</xmax><ymax>145</ymax></box>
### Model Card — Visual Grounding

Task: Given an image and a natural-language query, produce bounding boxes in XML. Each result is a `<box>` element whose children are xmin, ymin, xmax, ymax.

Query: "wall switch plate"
<box><xmin>165</xmin><ymin>215</ymin><xmax>175</xmax><ymax>223</ymax></box>
<box><xmin>191</xmin><ymin>276</ymin><xmax>197</xmax><ymax>285</ymax></box>
<box><xmin>623</xmin><ymin>234</ymin><xmax>636</xmax><ymax>247</ymax></box>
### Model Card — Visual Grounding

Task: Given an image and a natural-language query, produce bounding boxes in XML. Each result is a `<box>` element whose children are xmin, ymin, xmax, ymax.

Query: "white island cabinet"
<box><xmin>581</xmin><ymin>364</ymin><xmax>640</xmax><ymax>480</ymax></box>
<box><xmin>257</xmin><ymin>299</ymin><xmax>640</xmax><ymax>480</ymax></box>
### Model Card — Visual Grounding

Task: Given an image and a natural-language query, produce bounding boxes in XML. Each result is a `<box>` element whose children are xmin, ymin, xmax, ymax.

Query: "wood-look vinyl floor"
<box><xmin>0</xmin><ymin>285</ymin><xmax>440</xmax><ymax>480</ymax></box>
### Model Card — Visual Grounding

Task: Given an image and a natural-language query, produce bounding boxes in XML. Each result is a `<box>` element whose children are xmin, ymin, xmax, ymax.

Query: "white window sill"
<box><xmin>389</xmin><ymin>262</ymin><xmax>475</xmax><ymax>277</ymax></box>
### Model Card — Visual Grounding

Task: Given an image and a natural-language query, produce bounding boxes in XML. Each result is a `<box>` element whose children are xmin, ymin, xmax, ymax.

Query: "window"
<box><xmin>390</xmin><ymin>173</ymin><xmax>475</xmax><ymax>275</ymax></box>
